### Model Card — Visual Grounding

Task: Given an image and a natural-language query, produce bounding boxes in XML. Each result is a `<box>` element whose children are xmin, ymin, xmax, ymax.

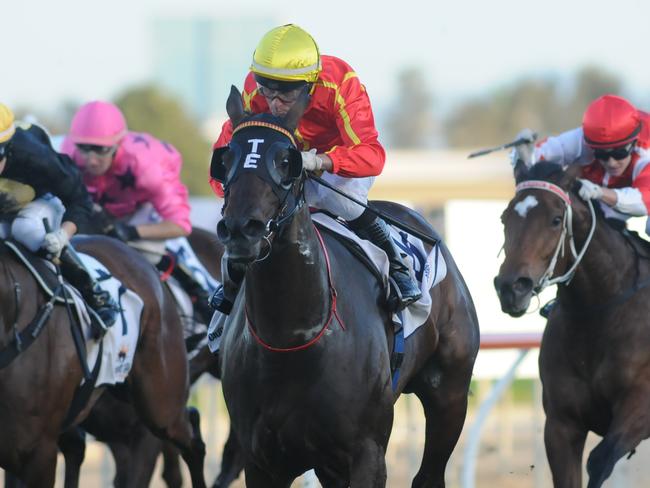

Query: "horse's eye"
<box><xmin>552</xmin><ymin>216</ymin><xmax>563</xmax><ymax>227</ymax></box>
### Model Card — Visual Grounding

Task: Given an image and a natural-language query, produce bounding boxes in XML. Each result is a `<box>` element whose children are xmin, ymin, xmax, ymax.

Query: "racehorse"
<box><xmin>0</xmin><ymin>235</ymin><xmax>206</xmax><ymax>487</ymax></box>
<box><xmin>212</xmin><ymin>86</ymin><xmax>480</xmax><ymax>487</ymax></box>
<box><xmin>494</xmin><ymin>160</ymin><xmax>650</xmax><ymax>488</ymax></box>
<box><xmin>56</xmin><ymin>227</ymin><xmax>244</xmax><ymax>488</ymax></box>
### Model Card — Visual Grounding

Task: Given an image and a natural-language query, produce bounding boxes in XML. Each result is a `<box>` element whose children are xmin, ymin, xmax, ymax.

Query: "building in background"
<box><xmin>152</xmin><ymin>16</ymin><xmax>274</xmax><ymax>123</ymax></box>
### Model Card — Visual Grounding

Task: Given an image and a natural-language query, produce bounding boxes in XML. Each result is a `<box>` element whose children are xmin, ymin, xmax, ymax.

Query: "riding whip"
<box><xmin>467</xmin><ymin>133</ymin><xmax>538</xmax><ymax>158</ymax></box>
<box><xmin>307</xmin><ymin>174</ymin><xmax>439</xmax><ymax>246</ymax></box>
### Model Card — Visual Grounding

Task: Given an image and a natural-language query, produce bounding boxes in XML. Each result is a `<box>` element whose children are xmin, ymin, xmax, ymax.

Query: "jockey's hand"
<box><xmin>509</xmin><ymin>128</ymin><xmax>536</xmax><ymax>167</ymax></box>
<box><xmin>578</xmin><ymin>179</ymin><xmax>604</xmax><ymax>201</ymax></box>
<box><xmin>108</xmin><ymin>222</ymin><xmax>141</xmax><ymax>242</ymax></box>
<box><xmin>42</xmin><ymin>229</ymin><xmax>69</xmax><ymax>257</ymax></box>
<box><xmin>301</xmin><ymin>149</ymin><xmax>324</xmax><ymax>172</ymax></box>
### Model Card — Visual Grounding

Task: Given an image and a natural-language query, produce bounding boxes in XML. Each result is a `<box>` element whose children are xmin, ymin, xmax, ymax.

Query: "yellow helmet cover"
<box><xmin>0</xmin><ymin>104</ymin><xmax>16</xmax><ymax>144</ymax></box>
<box><xmin>251</xmin><ymin>24</ymin><xmax>321</xmax><ymax>83</ymax></box>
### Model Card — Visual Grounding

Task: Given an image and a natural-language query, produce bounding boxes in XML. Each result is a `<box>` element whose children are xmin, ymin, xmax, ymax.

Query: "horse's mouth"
<box><xmin>225</xmin><ymin>241</ymin><xmax>263</xmax><ymax>264</ymax></box>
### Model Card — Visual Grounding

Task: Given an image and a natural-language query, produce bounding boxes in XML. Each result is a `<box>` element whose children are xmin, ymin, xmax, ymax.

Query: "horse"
<box><xmin>494</xmin><ymin>160</ymin><xmax>650</xmax><ymax>488</ymax></box>
<box><xmin>0</xmin><ymin>235</ymin><xmax>206</xmax><ymax>487</ymax></box>
<box><xmin>212</xmin><ymin>86</ymin><xmax>480</xmax><ymax>487</ymax></box>
<box><xmin>56</xmin><ymin>227</ymin><xmax>244</xmax><ymax>488</ymax></box>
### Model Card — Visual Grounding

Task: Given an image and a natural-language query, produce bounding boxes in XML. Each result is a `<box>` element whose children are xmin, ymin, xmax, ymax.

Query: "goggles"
<box><xmin>0</xmin><ymin>143</ymin><xmax>7</xmax><ymax>159</ymax></box>
<box><xmin>76</xmin><ymin>143</ymin><xmax>116</xmax><ymax>155</ymax></box>
<box><xmin>593</xmin><ymin>143</ymin><xmax>635</xmax><ymax>161</ymax></box>
<box><xmin>257</xmin><ymin>84</ymin><xmax>306</xmax><ymax>104</ymax></box>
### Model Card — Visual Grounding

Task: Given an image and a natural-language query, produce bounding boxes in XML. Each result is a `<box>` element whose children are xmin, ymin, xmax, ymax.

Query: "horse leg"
<box><xmin>349</xmin><ymin>438</ymin><xmax>387</xmax><ymax>488</ymax></box>
<box><xmin>161</xmin><ymin>442</ymin><xmax>183</xmax><ymax>488</ymax></box>
<box><xmin>544</xmin><ymin>415</ymin><xmax>587</xmax><ymax>488</ymax></box>
<box><xmin>585</xmin><ymin>399</ymin><xmax>650</xmax><ymax>488</ymax></box>
<box><xmin>58</xmin><ymin>427</ymin><xmax>86</xmax><ymax>488</ymax></box>
<box><xmin>409</xmin><ymin>356</ymin><xmax>474</xmax><ymax>488</ymax></box>
<box><xmin>14</xmin><ymin>442</ymin><xmax>58</xmax><ymax>488</ymax></box>
<box><xmin>212</xmin><ymin>425</ymin><xmax>245</xmax><ymax>488</ymax></box>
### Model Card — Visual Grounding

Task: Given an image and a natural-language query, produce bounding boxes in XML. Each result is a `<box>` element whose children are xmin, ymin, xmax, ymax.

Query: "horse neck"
<box><xmin>0</xmin><ymin>257</ymin><xmax>22</xmax><ymax>345</ymax></box>
<box><xmin>561</xmin><ymin>206</ymin><xmax>637</xmax><ymax>304</ymax></box>
<box><xmin>245</xmin><ymin>207</ymin><xmax>331</xmax><ymax>340</ymax></box>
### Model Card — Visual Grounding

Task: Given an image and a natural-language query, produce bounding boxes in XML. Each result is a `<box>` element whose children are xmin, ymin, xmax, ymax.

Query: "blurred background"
<box><xmin>5</xmin><ymin>0</ymin><xmax>650</xmax><ymax>486</ymax></box>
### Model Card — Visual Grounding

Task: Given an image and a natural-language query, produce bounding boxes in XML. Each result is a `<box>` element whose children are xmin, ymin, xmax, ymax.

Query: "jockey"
<box><xmin>61</xmin><ymin>101</ymin><xmax>213</xmax><ymax>323</ymax></box>
<box><xmin>514</xmin><ymin>94</ymin><xmax>650</xmax><ymax>228</ymax></box>
<box><xmin>209</xmin><ymin>23</ymin><xmax>421</xmax><ymax>314</ymax></box>
<box><xmin>0</xmin><ymin>103</ymin><xmax>118</xmax><ymax>326</ymax></box>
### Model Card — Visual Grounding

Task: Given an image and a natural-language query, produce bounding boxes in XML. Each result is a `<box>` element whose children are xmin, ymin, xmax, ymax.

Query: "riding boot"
<box><xmin>59</xmin><ymin>246</ymin><xmax>119</xmax><ymax>329</ymax></box>
<box><xmin>209</xmin><ymin>260</ymin><xmax>246</xmax><ymax>315</ymax></box>
<box><xmin>350</xmin><ymin>214</ymin><xmax>422</xmax><ymax>311</ymax></box>
<box><xmin>156</xmin><ymin>254</ymin><xmax>213</xmax><ymax>324</ymax></box>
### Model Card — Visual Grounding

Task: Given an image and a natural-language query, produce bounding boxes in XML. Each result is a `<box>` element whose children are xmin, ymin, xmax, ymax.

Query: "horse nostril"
<box><xmin>512</xmin><ymin>277</ymin><xmax>533</xmax><ymax>295</ymax></box>
<box><xmin>242</xmin><ymin>220</ymin><xmax>267</xmax><ymax>240</ymax></box>
<box><xmin>216</xmin><ymin>220</ymin><xmax>231</xmax><ymax>243</ymax></box>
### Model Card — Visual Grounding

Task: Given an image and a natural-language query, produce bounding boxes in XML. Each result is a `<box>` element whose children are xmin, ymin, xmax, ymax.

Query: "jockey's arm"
<box><xmin>599</xmin><ymin>187</ymin><xmax>619</xmax><ymax>208</ymax></box>
<box><xmin>61</xmin><ymin>221</ymin><xmax>77</xmax><ymax>239</ymax></box>
<box><xmin>132</xmin><ymin>220</ymin><xmax>189</xmax><ymax>240</ymax></box>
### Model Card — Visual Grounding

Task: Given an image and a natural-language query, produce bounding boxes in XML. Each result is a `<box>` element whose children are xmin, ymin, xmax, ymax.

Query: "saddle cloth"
<box><xmin>311</xmin><ymin>213</ymin><xmax>447</xmax><ymax>338</ymax></box>
<box><xmin>65</xmin><ymin>253</ymin><xmax>143</xmax><ymax>386</ymax></box>
<box><xmin>207</xmin><ymin>213</ymin><xmax>447</xmax><ymax>352</ymax></box>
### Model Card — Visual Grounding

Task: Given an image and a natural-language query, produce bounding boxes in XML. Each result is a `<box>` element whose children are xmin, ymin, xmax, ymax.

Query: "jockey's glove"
<box><xmin>578</xmin><ymin>178</ymin><xmax>604</xmax><ymax>201</ymax></box>
<box><xmin>301</xmin><ymin>149</ymin><xmax>324</xmax><ymax>172</ymax></box>
<box><xmin>108</xmin><ymin>222</ymin><xmax>141</xmax><ymax>242</ymax></box>
<box><xmin>42</xmin><ymin>228</ymin><xmax>69</xmax><ymax>257</ymax></box>
<box><xmin>509</xmin><ymin>128</ymin><xmax>536</xmax><ymax>167</ymax></box>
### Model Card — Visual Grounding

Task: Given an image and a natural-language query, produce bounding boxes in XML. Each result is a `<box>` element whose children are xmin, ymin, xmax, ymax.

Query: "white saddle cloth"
<box><xmin>68</xmin><ymin>253</ymin><xmax>143</xmax><ymax>386</ymax></box>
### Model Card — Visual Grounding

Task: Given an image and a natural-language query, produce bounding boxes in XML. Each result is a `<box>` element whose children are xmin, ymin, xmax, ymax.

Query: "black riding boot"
<box><xmin>209</xmin><ymin>260</ymin><xmax>246</xmax><ymax>315</ymax></box>
<box><xmin>59</xmin><ymin>246</ymin><xmax>119</xmax><ymax>328</ymax></box>
<box><xmin>350</xmin><ymin>213</ymin><xmax>422</xmax><ymax>311</ymax></box>
<box><xmin>157</xmin><ymin>254</ymin><xmax>213</xmax><ymax>324</ymax></box>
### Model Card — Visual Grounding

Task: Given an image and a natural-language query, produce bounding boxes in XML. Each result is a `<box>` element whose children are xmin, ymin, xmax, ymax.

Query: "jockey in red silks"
<box><xmin>0</xmin><ymin>103</ymin><xmax>118</xmax><ymax>326</ymax></box>
<box><xmin>209</xmin><ymin>23</ymin><xmax>421</xmax><ymax>315</ymax></box>
<box><xmin>61</xmin><ymin>101</ymin><xmax>213</xmax><ymax>322</ymax></box>
<box><xmin>514</xmin><ymin>94</ymin><xmax>650</xmax><ymax>231</ymax></box>
<box><xmin>512</xmin><ymin>94</ymin><xmax>650</xmax><ymax>318</ymax></box>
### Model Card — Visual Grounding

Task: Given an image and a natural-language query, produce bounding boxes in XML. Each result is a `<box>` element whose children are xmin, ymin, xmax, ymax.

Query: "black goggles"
<box><xmin>593</xmin><ymin>143</ymin><xmax>635</xmax><ymax>161</ymax></box>
<box><xmin>0</xmin><ymin>143</ymin><xmax>7</xmax><ymax>159</ymax></box>
<box><xmin>76</xmin><ymin>143</ymin><xmax>116</xmax><ymax>155</ymax></box>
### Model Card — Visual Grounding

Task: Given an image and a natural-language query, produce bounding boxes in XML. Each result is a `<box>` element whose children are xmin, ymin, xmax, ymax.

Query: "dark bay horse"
<box><xmin>57</xmin><ymin>227</ymin><xmax>244</xmax><ymax>488</ymax></box>
<box><xmin>212</xmin><ymin>86</ymin><xmax>480</xmax><ymax>487</ymax></box>
<box><xmin>0</xmin><ymin>235</ymin><xmax>206</xmax><ymax>487</ymax></box>
<box><xmin>494</xmin><ymin>161</ymin><xmax>650</xmax><ymax>488</ymax></box>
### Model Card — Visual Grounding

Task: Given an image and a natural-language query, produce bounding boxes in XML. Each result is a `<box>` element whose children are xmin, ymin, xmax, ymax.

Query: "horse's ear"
<box><xmin>283</xmin><ymin>88</ymin><xmax>311</xmax><ymax>132</ymax></box>
<box><xmin>513</xmin><ymin>159</ymin><xmax>529</xmax><ymax>184</ymax></box>
<box><xmin>226</xmin><ymin>85</ymin><xmax>245</xmax><ymax>127</ymax></box>
<box><xmin>560</xmin><ymin>164</ymin><xmax>582</xmax><ymax>190</ymax></box>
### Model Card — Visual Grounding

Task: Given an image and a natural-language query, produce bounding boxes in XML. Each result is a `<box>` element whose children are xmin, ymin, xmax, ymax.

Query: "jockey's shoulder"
<box><xmin>318</xmin><ymin>55</ymin><xmax>357</xmax><ymax>85</ymax></box>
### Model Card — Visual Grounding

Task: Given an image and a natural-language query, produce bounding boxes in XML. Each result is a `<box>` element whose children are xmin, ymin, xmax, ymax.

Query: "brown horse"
<box><xmin>494</xmin><ymin>161</ymin><xmax>650</xmax><ymax>488</ymax></box>
<box><xmin>0</xmin><ymin>235</ymin><xmax>206</xmax><ymax>487</ymax></box>
<box><xmin>212</xmin><ymin>87</ymin><xmax>480</xmax><ymax>487</ymax></box>
<box><xmin>57</xmin><ymin>227</ymin><xmax>244</xmax><ymax>488</ymax></box>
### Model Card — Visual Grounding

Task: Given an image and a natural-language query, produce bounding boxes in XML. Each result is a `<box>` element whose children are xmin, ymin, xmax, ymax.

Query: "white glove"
<box><xmin>301</xmin><ymin>149</ymin><xmax>323</xmax><ymax>172</ymax></box>
<box><xmin>509</xmin><ymin>128</ymin><xmax>537</xmax><ymax>168</ymax></box>
<box><xmin>578</xmin><ymin>178</ymin><xmax>604</xmax><ymax>201</ymax></box>
<box><xmin>42</xmin><ymin>228</ymin><xmax>69</xmax><ymax>257</ymax></box>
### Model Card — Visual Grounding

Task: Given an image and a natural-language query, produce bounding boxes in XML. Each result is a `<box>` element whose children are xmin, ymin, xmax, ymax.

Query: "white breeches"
<box><xmin>304</xmin><ymin>173</ymin><xmax>374</xmax><ymax>221</ymax></box>
<box><xmin>0</xmin><ymin>194</ymin><xmax>65</xmax><ymax>252</ymax></box>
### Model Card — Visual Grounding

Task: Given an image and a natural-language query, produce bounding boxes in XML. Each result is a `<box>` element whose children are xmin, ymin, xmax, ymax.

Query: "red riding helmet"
<box><xmin>582</xmin><ymin>94</ymin><xmax>641</xmax><ymax>149</ymax></box>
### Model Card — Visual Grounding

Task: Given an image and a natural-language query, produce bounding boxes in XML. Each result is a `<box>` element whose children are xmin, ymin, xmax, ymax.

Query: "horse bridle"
<box><xmin>514</xmin><ymin>180</ymin><xmax>596</xmax><ymax>293</ymax></box>
<box><xmin>212</xmin><ymin>119</ymin><xmax>306</xmax><ymax>246</ymax></box>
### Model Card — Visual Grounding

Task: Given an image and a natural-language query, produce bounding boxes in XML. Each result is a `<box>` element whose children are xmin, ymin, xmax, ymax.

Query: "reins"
<box><xmin>515</xmin><ymin>180</ymin><xmax>597</xmax><ymax>293</ymax></box>
<box><xmin>245</xmin><ymin>225</ymin><xmax>346</xmax><ymax>352</ymax></box>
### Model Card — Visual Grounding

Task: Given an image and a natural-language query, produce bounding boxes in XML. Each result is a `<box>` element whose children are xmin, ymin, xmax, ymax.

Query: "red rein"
<box><xmin>246</xmin><ymin>226</ymin><xmax>345</xmax><ymax>352</ymax></box>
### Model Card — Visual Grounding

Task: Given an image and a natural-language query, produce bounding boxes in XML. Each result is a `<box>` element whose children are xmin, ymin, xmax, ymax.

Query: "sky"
<box><xmin>5</xmin><ymin>0</ymin><xmax>650</xmax><ymax>119</ymax></box>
